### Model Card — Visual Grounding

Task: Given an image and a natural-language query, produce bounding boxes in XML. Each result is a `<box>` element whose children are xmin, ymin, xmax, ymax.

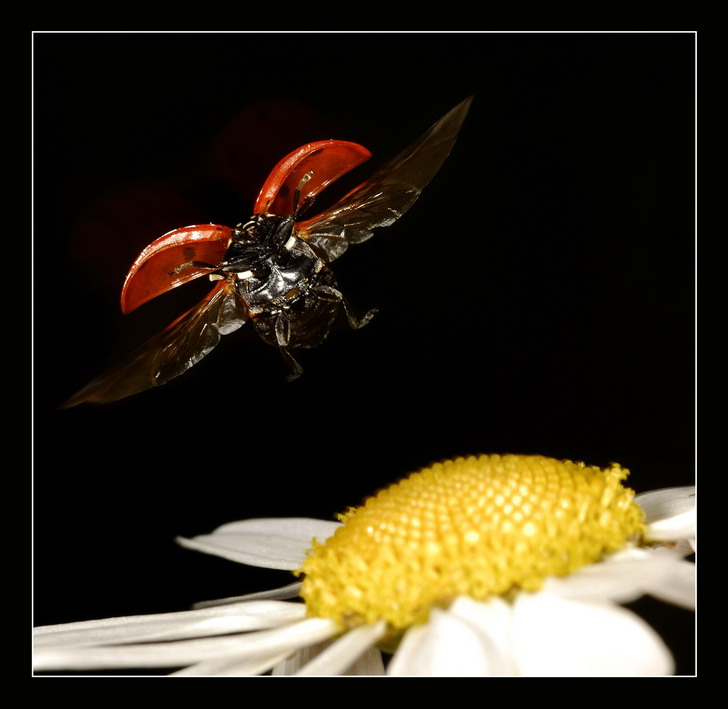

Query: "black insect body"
<box><xmin>219</xmin><ymin>215</ymin><xmax>376</xmax><ymax>379</ymax></box>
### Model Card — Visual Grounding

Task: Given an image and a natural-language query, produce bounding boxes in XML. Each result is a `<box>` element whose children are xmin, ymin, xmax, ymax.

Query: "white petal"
<box><xmin>193</xmin><ymin>581</ymin><xmax>303</xmax><ymax>608</ymax></box>
<box><xmin>176</xmin><ymin>517</ymin><xmax>341</xmax><ymax>570</ymax></box>
<box><xmin>636</xmin><ymin>486</ymin><xmax>696</xmax><ymax>521</ymax></box>
<box><xmin>210</xmin><ymin>517</ymin><xmax>342</xmax><ymax>539</ymax></box>
<box><xmin>641</xmin><ymin>558</ymin><xmax>695</xmax><ymax>610</ymax></box>
<box><xmin>446</xmin><ymin>596</ymin><xmax>518</xmax><ymax>674</ymax></box>
<box><xmin>34</xmin><ymin>617</ymin><xmax>337</xmax><ymax>671</ymax></box>
<box><xmin>295</xmin><ymin>621</ymin><xmax>387</xmax><ymax>676</ymax></box>
<box><xmin>171</xmin><ymin>648</ymin><xmax>294</xmax><ymax>676</ymax></box>
<box><xmin>34</xmin><ymin>600</ymin><xmax>306</xmax><ymax>649</ymax></box>
<box><xmin>668</xmin><ymin>539</ymin><xmax>696</xmax><ymax>557</ymax></box>
<box><xmin>636</xmin><ymin>486</ymin><xmax>696</xmax><ymax>541</ymax></box>
<box><xmin>271</xmin><ymin>639</ymin><xmax>330</xmax><ymax>675</ymax></box>
<box><xmin>342</xmin><ymin>647</ymin><xmax>387</xmax><ymax>675</ymax></box>
<box><xmin>271</xmin><ymin>636</ymin><xmax>387</xmax><ymax>675</ymax></box>
<box><xmin>543</xmin><ymin>547</ymin><xmax>685</xmax><ymax>604</ymax></box>
<box><xmin>511</xmin><ymin>591</ymin><xmax>674</xmax><ymax>676</ymax></box>
<box><xmin>647</xmin><ymin>510</ymin><xmax>696</xmax><ymax>542</ymax></box>
<box><xmin>387</xmin><ymin>607</ymin><xmax>506</xmax><ymax>676</ymax></box>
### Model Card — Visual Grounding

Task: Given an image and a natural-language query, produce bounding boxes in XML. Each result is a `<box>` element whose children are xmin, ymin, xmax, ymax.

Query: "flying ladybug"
<box><xmin>64</xmin><ymin>96</ymin><xmax>473</xmax><ymax>406</ymax></box>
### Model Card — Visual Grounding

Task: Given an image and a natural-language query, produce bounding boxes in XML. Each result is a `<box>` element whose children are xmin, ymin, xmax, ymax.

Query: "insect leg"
<box><xmin>281</xmin><ymin>348</ymin><xmax>304</xmax><ymax>382</ymax></box>
<box><xmin>274</xmin><ymin>312</ymin><xmax>291</xmax><ymax>347</ymax></box>
<box><xmin>314</xmin><ymin>284</ymin><xmax>378</xmax><ymax>330</ymax></box>
<box><xmin>273</xmin><ymin>312</ymin><xmax>304</xmax><ymax>381</ymax></box>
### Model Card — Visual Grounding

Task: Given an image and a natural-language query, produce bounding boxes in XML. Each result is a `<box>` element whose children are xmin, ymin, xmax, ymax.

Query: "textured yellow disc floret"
<box><xmin>298</xmin><ymin>454</ymin><xmax>645</xmax><ymax>632</ymax></box>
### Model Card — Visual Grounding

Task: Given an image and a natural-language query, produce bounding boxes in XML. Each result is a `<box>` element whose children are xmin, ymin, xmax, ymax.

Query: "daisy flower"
<box><xmin>34</xmin><ymin>454</ymin><xmax>695</xmax><ymax>676</ymax></box>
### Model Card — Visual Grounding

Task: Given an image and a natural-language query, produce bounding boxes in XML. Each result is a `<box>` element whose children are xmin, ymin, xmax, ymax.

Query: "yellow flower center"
<box><xmin>298</xmin><ymin>454</ymin><xmax>645</xmax><ymax>632</ymax></box>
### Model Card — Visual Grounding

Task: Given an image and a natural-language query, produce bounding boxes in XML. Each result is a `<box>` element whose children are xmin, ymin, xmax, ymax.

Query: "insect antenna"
<box><xmin>169</xmin><ymin>260</ymin><xmax>220</xmax><ymax>276</ymax></box>
<box><xmin>291</xmin><ymin>171</ymin><xmax>316</xmax><ymax>219</ymax></box>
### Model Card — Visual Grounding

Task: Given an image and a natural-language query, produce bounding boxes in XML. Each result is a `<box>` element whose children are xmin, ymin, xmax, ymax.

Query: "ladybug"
<box><xmin>65</xmin><ymin>97</ymin><xmax>472</xmax><ymax>406</ymax></box>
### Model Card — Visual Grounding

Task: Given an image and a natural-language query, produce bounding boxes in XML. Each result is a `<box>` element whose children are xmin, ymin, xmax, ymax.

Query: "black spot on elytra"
<box><xmin>182</xmin><ymin>246</ymin><xmax>196</xmax><ymax>259</ymax></box>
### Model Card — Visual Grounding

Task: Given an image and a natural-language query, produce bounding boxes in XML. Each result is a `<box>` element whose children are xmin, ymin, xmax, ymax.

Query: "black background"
<box><xmin>33</xmin><ymin>31</ymin><xmax>695</xmax><ymax>674</ymax></box>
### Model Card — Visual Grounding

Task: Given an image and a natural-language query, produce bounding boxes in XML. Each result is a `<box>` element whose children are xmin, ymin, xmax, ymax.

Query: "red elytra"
<box><xmin>253</xmin><ymin>139</ymin><xmax>371</xmax><ymax>217</ymax></box>
<box><xmin>120</xmin><ymin>224</ymin><xmax>232</xmax><ymax>314</ymax></box>
<box><xmin>121</xmin><ymin>140</ymin><xmax>372</xmax><ymax>315</ymax></box>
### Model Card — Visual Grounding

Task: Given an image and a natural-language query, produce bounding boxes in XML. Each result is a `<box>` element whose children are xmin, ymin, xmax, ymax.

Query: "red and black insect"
<box><xmin>65</xmin><ymin>97</ymin><xmax>472</xmax><ymax>406</ymax></box>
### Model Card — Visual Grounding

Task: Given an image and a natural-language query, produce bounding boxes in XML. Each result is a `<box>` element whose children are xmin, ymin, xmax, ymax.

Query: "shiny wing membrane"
<box><xmin>63</xmin><ymin>281</ymin><xmax>248</xmax><ymax>407</ymax></box>
<box><xmin>296</xmin><ymin>96</ymin><xmax>473</xmax><ymax>262</ymax></box>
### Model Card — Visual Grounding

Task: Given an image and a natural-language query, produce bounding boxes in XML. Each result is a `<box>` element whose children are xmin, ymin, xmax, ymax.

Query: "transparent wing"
<box><xmin>63</xmin><ymin>281</ymin><xmax>248</xmax><ymax>407</ymax></box>
<box><xmin>295</xmin><ymin>96</ymin><xmax>473</xmax><ymax>262</ymax></box>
